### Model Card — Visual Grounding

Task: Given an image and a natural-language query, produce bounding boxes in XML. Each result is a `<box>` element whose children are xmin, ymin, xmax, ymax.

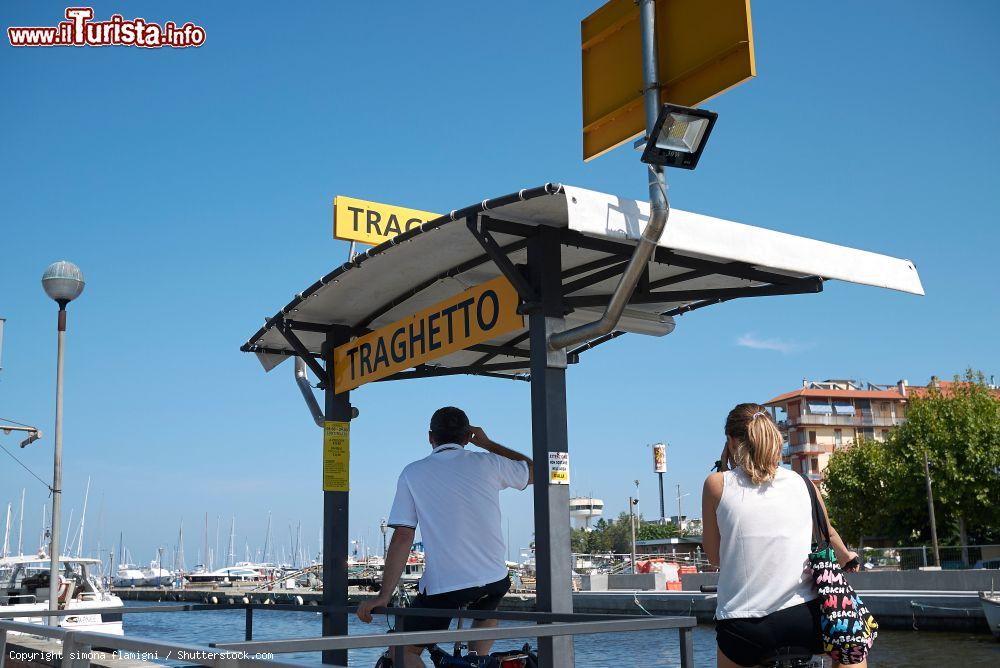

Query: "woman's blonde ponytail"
<box><xmin>725</xmin><ymin>403</ymin><xmax>783</xmax><ymax>485</ymax></box>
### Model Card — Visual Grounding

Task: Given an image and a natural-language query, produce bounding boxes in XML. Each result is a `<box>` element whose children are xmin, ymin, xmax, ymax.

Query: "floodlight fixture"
<box><xmin>640</xmin><ymin>103</ymin><xmax>718</xmax><ymax>170</ymax></box>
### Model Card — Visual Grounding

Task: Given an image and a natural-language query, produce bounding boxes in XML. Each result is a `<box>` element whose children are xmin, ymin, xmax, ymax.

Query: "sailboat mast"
<box><xmin>176</xmin><ymin>519</ymin><xmax>185</xmax><ymax>573</ymax></box>
<box><xmin>263</xmin><ymin>511</ymin><xmax>272</xmax><ymax>564</ymax></box>
<box><xmin>17</xmin><ymin>488</ymin><xmax>25</xmax><ymax>556</ymax></box>
<box><xmin>204</xmin><ymin>512</ymin><xmax>209</xmax><ymax>570</ymax></box>
<box><xmin>76</xmin><ymin>476</ymin><xmax>91</xmax><ymax>557</ymax></box>
<box><xmin>2</xmin><ymin>502</ymin><xmax>11</xmax><ymax>558</ymax></box>
<box><xmin>227</xmin><ymin>516</ymin><xmax>235</xmax><ymax>567</ymax></box>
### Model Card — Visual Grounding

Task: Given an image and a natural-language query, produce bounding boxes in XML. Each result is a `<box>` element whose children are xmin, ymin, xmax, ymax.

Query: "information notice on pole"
<box><xmin>323</xmin><ymin>420</ymin><xmax>350</xmax><ymax>492</ymax></box>
<box><xmin>548</xmin><ymin>452</ymin><xmax>570</xmax><ymax>485</ymax></box>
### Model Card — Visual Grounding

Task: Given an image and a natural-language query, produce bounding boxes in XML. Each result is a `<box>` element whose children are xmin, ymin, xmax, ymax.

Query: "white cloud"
<box><xmin>736</xmin><ymin>332</ymin><xmax>808</xmax><ymax>354</ymax></box>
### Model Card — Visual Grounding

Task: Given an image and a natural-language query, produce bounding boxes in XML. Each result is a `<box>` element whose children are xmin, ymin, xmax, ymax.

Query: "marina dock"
<box><xmin>113</xmin><ymin>566</ymin><xmax>996</xmax><ymax>633</ymax></box>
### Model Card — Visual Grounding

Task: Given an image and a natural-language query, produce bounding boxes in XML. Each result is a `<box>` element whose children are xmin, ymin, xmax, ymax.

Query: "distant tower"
<box><xmin>569</xmin><ymin>497</ymin><xmax>604</xmax><ymax>531</ymax></box>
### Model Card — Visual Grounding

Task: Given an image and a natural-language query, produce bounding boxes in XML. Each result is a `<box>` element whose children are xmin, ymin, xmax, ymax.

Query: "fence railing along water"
<box><xmin>857</xmin><ymin>544</ymin><xmax>1000</xmax><ymax>570</ymax></box>
<box><xmin>1</xmin><ymin>602</ymin><xmax>697</xmax><ymax>668</ymax></box>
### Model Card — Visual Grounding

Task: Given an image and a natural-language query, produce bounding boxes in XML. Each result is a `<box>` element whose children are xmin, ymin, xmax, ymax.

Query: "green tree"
<box><xmin>889</xmin><ymin>370</ymin><xmax>1000</xmax><ymax>548</ymax></box>
<box><xmin>823</xmin><ymin>369</ymin><xmax>1000</xmax><ymax>552</ymax></box>
<box><xmin>823</xmin><ymin>438</ymin><xmax>908</xmax><ymax>544</ymax></box>
<box><xmin>637</xmin><ymin>521</ymin><xmax>682</xmax><ymax>540</ymax></box>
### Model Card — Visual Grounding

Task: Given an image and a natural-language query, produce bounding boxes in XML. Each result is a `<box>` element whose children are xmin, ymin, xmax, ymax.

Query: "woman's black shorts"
<box><xmin>716</xmin><ymin>598</ymin><xmax>823</xmax><ymax>667</ymax></box>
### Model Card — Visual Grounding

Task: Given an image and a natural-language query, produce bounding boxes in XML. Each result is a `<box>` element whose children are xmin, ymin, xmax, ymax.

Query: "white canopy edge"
<box><xmin>562</xmin><ymin>186</ymin><xmax>924</xmax><ymax>296</ymax></box>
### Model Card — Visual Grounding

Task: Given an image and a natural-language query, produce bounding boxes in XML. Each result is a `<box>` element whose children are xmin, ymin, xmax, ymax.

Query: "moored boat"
<box><xmin>0</xmin><ymin>554</ymin><xmax>124</xmax><ymax>635</ymax></box>
<box><xmin>980</xmin><ymin>590</ymin><xmax>1000</xmax><ymax>638</ymax></box>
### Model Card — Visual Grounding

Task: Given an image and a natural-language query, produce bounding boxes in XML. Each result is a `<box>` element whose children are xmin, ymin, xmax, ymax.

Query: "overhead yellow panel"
<box><xmin>582</xmin><ymin>0</ymin><xmax>755</xmax><ymax>161</ymax></box>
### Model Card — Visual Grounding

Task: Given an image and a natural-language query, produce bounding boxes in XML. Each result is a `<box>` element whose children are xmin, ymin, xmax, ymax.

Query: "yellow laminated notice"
<box><xmin>323</xmin><ymin>421</ymin><xmax>350</xmax><ymax>492</ymax></box>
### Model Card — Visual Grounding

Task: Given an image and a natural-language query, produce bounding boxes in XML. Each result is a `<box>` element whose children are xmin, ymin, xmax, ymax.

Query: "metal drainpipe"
<box><xmin>294</xmin><ymin>356</ymin><xmax>326</xmax><ymax>427</ymax></box>
<box><xmin>548</xmin><ymin>0</ymin><xmax>669</xmax><ymax>352</ymax></box>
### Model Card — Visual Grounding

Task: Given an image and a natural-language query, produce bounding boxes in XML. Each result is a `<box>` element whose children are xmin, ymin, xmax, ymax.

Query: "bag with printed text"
<box><xmin>800</xmin><ymin>473</ymin><xmax>878</xmax><ymax>665</ymax></box>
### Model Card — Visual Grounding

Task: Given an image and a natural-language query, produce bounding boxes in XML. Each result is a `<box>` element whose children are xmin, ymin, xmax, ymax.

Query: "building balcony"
<box><xmin>786</xmin><ymin>443</ymin><xmax>833</xmax><ymax>456</ymax></box>
<box><xmin>786</xmin><ymin>414</ymin><xmax>903</xmax><ymax>428</ymax></box>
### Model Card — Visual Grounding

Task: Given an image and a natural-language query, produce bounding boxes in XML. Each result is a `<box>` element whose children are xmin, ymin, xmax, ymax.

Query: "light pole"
<box><xmin>42</xmin><ymin>260</ymin><xmax>85</xmax><ymax>623</ymax></box>
<box><xmin>923</xmin><ymin>450</ymin><xmax>941</xmax><ymax>567</ymax></box>
<box><xmin>379</xmin><ymin>518</ymin><xmax>388</xmax><ymax>558</ymax></box>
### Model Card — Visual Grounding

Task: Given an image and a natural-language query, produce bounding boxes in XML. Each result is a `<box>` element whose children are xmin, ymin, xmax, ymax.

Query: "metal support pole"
<box><xmin>676</xmin><ymin>483</ymin><xmax>682</xmax><ymax>527</ymax></box>
<box><xmin>628</xmin><ymin>498</ymin><xmax>637</xmax><ymax>573</ymax></box>
<box><xmin>322</xmin><ymin>327</ymin><xmax>353</xmax><ymax>666</ymax></box>
<box><xmin>679</xmin><ymin>626</ymin><xmax>694</xmax><ymax>668</ymax></box>
<box><xmin>923</xmin><ymin>450</ymin><xmax>940</xmax><ymax>567</ymax></box>
<box><xmin>244</xmin><ymin>606</ymin><xmax>253</xmax><ymax>641</ymax></box>
<box><xmin>657</xmin><ymin>473</ymin><xmax>665</xmax><ymax>524</ymax></box>
<box><xmin>48</xmin><ymin>305</ymin><xmax>67</xmax><ymax>624</ymax></box>
<box><xmin>527</xmin><ymin>226</ymin><xmax>574</xmax><ymax>668</ymax></box>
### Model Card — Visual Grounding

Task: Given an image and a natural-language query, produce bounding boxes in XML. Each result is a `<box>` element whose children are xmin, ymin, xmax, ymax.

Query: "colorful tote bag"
<box><xmin>800</xmin><ymin>473</ymin><xmax>878</xmax><ymax>664</ymax></box>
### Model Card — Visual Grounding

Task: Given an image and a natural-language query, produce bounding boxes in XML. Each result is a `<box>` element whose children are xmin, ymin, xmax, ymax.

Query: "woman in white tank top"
<box><xmin>702</xmin><ymin>403</ymin><xmax>861</xmax><ymax>668</ymax></box>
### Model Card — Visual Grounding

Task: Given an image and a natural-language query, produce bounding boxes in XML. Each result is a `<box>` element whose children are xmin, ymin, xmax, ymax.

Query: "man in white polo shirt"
<box><xmin>357</xmin><ymin>406</ymin><xmax>532</xmax><ymax>667</ymax></box>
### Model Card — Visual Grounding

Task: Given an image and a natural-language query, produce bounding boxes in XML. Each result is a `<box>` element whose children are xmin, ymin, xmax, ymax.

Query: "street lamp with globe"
<box><xmin>42</xmin><ymin>261</ymin><xmax>84</xmax><ymax>623</ymax></box>
<box><xmin>379</xmin><ymin>518</ymin><xmax>388</xmax><ymax>558</ymax></box>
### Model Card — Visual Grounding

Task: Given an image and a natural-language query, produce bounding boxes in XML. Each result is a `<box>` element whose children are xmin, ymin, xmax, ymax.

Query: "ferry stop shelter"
<box><xmin>239</xmin><ymin>183</ymin><xmax>923</xmax><ymax>666</ymax></box>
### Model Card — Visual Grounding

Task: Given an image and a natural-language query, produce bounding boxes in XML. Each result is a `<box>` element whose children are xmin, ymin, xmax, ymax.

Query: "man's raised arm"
<box><xmin>356</xmin><ymin>525</ymin><xmax>415</xmax><ymax>623</ymax></box>
<box><xmin>469</xmin><ymin>426</ymin><xmax>534</xmax><ymax>485</ymax></box>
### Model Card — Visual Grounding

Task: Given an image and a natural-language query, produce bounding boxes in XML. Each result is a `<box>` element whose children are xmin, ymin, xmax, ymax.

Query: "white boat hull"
<box><xmin>0</xmin><ymin>597</ymin><xmax>125</xmax><ymax>636</ymax></box>
<box><xmin>981</xmin><ymin>592</ymin><xmax>1000</xmax><ymax>638</ymax></box>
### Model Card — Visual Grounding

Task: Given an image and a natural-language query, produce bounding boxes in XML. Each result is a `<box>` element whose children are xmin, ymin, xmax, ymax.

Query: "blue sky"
<box><xmin>1</xmin><ymin>1</ymin><xmax>998</xmax><ymax>567</ymax></box>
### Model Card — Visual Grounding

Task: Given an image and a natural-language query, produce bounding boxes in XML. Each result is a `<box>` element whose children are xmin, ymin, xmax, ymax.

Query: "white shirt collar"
<box><xmin>431</xmin><ymin>444</ymin><xmax>464</xmax><ymax>453</ymax></box>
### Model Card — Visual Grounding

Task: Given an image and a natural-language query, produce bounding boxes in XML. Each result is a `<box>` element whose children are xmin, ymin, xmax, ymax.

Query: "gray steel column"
<box><xmin>527</xmin><ymin>226</ymin><xmax>574</xmax><ymax>668</ymax></box>
<box><xmin>47</xmin><ymin>307</ymin><xmax>67</xmax><ymax>623</ymax></box>
<box><xmin>322</xmin><ymin>327</ymin><xmax>352</xmax><ymax>666</ymax></box>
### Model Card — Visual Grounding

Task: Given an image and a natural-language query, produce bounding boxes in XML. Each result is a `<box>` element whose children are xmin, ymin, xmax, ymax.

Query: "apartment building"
<box><xmin>764</xmin><ymin>379</ymin><xmax>911</xmax><ymax>481</ymax></box>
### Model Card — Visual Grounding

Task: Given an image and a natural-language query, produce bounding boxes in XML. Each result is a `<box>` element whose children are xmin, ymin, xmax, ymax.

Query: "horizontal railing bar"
<box><xmin>0</xmin><ymin>620</ymin><xmax>66</xmax><ymax>638</ymax></box>
<box><xmin>0</xmin><ymin>620</ymin><xmax>315</xmax><ymax>668</ymax></box>
<box><xmin>2</xmin><ymin>602</ymin><xmax>655</xmax><ymax>622</ymax></box>
<box><xmin>373</xmin><ymin>606</ymin><xmax>646</xmax><ymax>622</ymax></box>
<box><xmin>215</xmin><ymin>616</ymin><xmax>696</xmax><ymax>653</ymax></box>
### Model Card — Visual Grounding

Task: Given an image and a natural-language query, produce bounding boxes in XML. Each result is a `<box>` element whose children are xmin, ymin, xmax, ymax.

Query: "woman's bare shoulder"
<box><xmin>702</xmin><ymin>471</ymin><xmax>725</xmax><ymax>500</ymax></box>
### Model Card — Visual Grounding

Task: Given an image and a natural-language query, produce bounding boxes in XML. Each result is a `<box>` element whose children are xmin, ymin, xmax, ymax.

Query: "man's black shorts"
<box><xmin>397</xmin><ymin>576</ymin><xmax>511</xmax><ymax>634</ymax></box>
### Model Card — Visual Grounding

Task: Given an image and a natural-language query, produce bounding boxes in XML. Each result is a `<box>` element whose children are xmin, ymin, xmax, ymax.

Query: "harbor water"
<box><xmin>122</xmin><ymin>602</ymin><xmax>1000</xmax><ymax>667</ymax></box>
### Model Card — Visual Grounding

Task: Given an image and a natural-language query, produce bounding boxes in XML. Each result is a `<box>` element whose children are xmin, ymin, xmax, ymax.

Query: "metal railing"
<box><xmin>212</xmin><ymin>606</ymin><xmax>696</xmax><ymax>668</ymax></box>
<box><xmin>0</xmin><ymin>612</ymin><xmax>304</xmax><ymax>668</ymax></box>
<box><xmin>857</xmin><ymin>544</ymin><xmax>1000</xmax><ymax>570</ymax></box>
<box><xmin>786</xmin><ymin>414</ymin><xmax>901</xmax><ymax>427</ymax></box>
<box><xmin>2</xmin><ymin>601</ymin><xmax>697</xmax><ymax>668</ymax></box>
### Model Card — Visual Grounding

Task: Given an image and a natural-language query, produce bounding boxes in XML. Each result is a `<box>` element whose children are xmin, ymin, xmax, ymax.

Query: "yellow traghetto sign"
<box><xmin>333</xmin><ymin>195</ymin><xmax>441</xmax><ymax>246</ymax></box>
<box><xmin>323</xmin><ymin>420</ymin><xmax>350</xmax><ymax>492</ymax></box>
<box><xmin>333</xmin><ymin>276</ymin><xmax>524</xmax><ymax>393</ymax></box>
<box><xmin>581</xmin><ymin>0</ymin><xmax>755</xmax><ymax>161</ymax></box>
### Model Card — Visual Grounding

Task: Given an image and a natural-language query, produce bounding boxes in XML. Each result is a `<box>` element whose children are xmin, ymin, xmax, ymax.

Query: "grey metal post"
<box><xmin>322</xmin><ymin>328</ymin><xmax>352</xmax><ymax>666</ymax></box>
<box><xmin>48</xmin><ymin>306</ymin><xmax>68</xmax><ymax>623</ymax></box>
<box><xmin>679</xmin><ymin>626</ymin><xmax>694</xmax><ymax>668</ymax></box>
<box><xmin>245</xmin><ymin>606</ymin><xmax>253</xmax><ymax>641</ymax></box>
<box><xmin>923</xmin><ymin>450</ymin><xmax>940</xmax><ymax>567</ymax></box>
<box><xmin>1</xmin><ymin>627</ymin><xmax>7</xmax><ymax>668</ymax></box>
<box><xmin>638</xmin><ymin>0</ymin><xmax>669</xmax><ymax>237</ymax></box>
<box><xmin>527</xmin><ymin>226</ymin><xmax>574</xmax><ymax>668</ymax></box>
<box><xmin>628</xmin><ymin>498</ymin><xmax>637</xmax><ymax>572</ymax></box>
<box><xmin>657</xmin><ymin>472</ymin><xmax>665</xmax><ymax>524</ymax></box>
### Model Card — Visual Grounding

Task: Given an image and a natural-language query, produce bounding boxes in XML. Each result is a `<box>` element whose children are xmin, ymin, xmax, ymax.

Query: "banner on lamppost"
<box><xmin>653</xmin><ymin>442</ymin><xmax>667</xmax><ymax>473</ymax></box>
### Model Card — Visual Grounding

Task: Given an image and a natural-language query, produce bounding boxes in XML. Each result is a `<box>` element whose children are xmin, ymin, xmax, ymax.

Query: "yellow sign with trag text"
<box><xmin>323</xmin><ymin>421</ymin><xmax>350</xmax><ymax>492</ymax></box>
<box><xmin>333</xmin><ymin>195</ymin><xmax>441</xmax><ymax>246</ymax></box>
<box><xmin>333</xmin><ymin>276</ymin><xmax>524</xmax><ymax>393</ymax></box>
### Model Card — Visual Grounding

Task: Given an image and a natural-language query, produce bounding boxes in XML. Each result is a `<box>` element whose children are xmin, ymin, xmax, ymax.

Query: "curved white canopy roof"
<box><xmin>242</xmin><ymin>183</ymin><xmax>922</xmax><ymax>381</ymax></box>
